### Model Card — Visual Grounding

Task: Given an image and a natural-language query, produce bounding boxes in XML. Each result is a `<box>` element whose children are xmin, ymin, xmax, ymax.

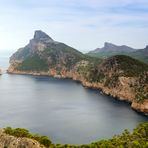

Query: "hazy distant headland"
<box><xmin>87</xmin><ymin>42</ymin><xmax>148</xmax><ymax>64</ymax></box>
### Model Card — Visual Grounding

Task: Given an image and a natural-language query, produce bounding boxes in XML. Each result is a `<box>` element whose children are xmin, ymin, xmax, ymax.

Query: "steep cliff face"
<box><xmin>8</xmin><ymin>31</ymin><xmax>148</xmax><ymax>115</ymax></box>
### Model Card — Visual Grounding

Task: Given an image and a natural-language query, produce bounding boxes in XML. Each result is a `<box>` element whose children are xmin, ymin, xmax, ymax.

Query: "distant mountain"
<box><xmin>87</xmin><ymin>42</ymin><xmax>148</xmax><ymax>64</ymax></box>
<box><xmin>8</xmin><ymin>31</ymin><xmax>148</xmax><ymax>114</ymax></box>
<box><xmin>9</xmin><ymin>30</ymin><xmax>86</xmax><ymax>71</ymax></box>
<box><xmin>87</xmin><ymin>42</ymin><xmax>136</xmax><ymax>58</ymax></box>
<box><xmin>130</xmin><ymin>45</ymin><xmax>148</xmax><ymax>64</ymax></box>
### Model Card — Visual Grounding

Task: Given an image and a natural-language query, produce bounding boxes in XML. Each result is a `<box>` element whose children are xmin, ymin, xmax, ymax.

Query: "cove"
<box><xmin>0</xmin><ymin>73</ymin><xmax>147</xmax><ymax>144</ymax></box>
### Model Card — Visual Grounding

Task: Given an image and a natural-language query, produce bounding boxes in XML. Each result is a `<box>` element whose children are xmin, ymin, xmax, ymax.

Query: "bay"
<box><xmin>0</xmin><ymin>51</ymin><xmax>147</xmax><ymax>144</ymax></box>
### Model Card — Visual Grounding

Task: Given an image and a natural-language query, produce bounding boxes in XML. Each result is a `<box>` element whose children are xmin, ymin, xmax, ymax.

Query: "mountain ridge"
<box><xmin>87</xmin><ymin>42</ymin><xmax>148</xmax><ymax>64</ymax></box>
<box><xmin>88</xmin><ymin>42</ymin><xmax>136</xmax><ymax>56</ymax></box>
<box><xmin>9</xmin><ymin>30</ymin><xmax>85</xmax><ymax>71</ymax></box>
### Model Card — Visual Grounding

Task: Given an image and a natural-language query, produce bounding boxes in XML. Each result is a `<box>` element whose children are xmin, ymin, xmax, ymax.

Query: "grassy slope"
<box><xmin>17</xmin><ymin>55</ymin><xmax>49</xmax><ymax>71</ymax></box>
<box><xmin>80</xmin><ymin>55</ymin><xmax>148</xmax><ymax>82</ymax></box>
<box><xmin>16</xmin><ymin>46</ymin><xmax>100</xmax><ymax>71</ymax></box>
<box><xmin>110</xmin><ymin>55</ymin><xmax>148</xmax><ymax>77</ymax></box>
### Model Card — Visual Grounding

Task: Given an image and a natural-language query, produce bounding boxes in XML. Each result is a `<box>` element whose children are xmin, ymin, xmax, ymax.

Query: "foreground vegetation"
<box><xmin>4</xmin><ymin>122</ymin><xmax>148</xmax><ymax>148</ymax></box>
<box><xmin>4</xmin><ymin>127</ymin><xmax>52</xmax><ymax>147</ymax></box>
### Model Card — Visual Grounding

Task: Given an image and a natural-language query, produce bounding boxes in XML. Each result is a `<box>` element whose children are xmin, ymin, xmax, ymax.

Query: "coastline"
<box><xmin>7</xmin><ymin>69</ymin><xmax>148</xmax><ymax>115</ymax></box>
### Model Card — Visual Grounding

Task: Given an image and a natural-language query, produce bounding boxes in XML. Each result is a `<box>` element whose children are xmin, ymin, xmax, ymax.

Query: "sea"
<box><xmin>0</xmin><ymin>50</ymin><xmax>147</xmax><ymax>144</ymax></box>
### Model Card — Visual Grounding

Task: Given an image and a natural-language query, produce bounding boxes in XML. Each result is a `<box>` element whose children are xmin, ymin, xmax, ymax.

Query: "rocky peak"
<box><xmin>104</xmin><ymin>42</ymin><xmax>116</xmax><ymax>49</ymax></box>
<box><xmin>33</xmin><ymin>30</ymin><xmax>54</xmax><ymax>42</ymax></box>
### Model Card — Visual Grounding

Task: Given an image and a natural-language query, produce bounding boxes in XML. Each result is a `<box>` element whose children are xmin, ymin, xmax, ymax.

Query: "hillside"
<box><xmin>8</xmin><ymin>31</ymin><xmax>148</xmax><ymax>114</ymax></box>
<box><xmin>75</xmin><ymin>55</ymin><xmax>148</xmax><ymax>106</ymax></box>
<box><xmin>0</xmin><ymin>122</ymin><xmax>148</xmax><ymax>148</ymax></box>
<box><xmin>9</xmin><ymin>30</ymin><xmax>86</xmax><ymax>72</ymax></box>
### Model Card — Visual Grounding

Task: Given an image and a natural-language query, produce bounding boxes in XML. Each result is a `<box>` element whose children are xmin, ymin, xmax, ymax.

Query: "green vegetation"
<box><xmin>131</xmin><ymin>54</ymin><xmax>148</xmax><ymax>64</ymax></box>
<box><xmin>113</xmin><ymin>55</ymin><xmax>148</xmax><ymax>77</ymax></box>
<box><xmin>104</xmin><ymin>74</ymin><xmax>119</xmax><ymax>88</ymax></box>
<box><xmin>17</xmin><ymin>55</ymin><xmax>49</xmax><ymax>71</ymax></box>
<box><xmin>87</xmin><ymin>50</ymin><xmax>148</xmax><ymax>64</ymax></box>
<box><xmin>13</xmin><ymin>47</ymin><xmax>31</xmax><ymax>61</ymax></box>
<box><xmin>4</xmin><ymin>122</ymin><xmax>148</xmax><ymax>148</ymax></box>
<box><xmin>44</xmin><ymin>46</ymin><xmax>85</xmax><ymax>69</ymax></box>
<box><xmin>77</xmin><ymin>55</ymin><xmax>148</xmax><ymax>84</ymax></box>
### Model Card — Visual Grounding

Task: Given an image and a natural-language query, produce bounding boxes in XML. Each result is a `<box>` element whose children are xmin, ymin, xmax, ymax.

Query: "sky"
<box><xmin>0</xmin><ymin>0</ymin><xmax>148</xmax><ymax>52</ymax></box>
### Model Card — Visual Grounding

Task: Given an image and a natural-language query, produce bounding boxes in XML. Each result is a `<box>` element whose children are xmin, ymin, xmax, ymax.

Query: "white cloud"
<box><xmin>0</xmin><ymin>0</ymin><xmax>147</xmax><ymax>51</ymax></box>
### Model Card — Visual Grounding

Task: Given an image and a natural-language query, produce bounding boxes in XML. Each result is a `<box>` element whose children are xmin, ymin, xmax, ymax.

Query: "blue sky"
<box><xmin>0</xmin><ymin>0</ymin><xmax>148</xmax><ymax>52</ymax></box>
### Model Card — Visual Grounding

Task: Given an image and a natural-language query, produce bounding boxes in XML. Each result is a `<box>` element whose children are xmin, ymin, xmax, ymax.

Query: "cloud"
<box><xmin>0</xmin><ymin>0</ymin><xmax>147</xmax><ymax>51</ymax></box>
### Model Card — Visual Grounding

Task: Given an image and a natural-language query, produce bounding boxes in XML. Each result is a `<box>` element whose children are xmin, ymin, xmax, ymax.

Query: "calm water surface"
<box><xmin>0</xmin><ymin>51</ymin><xmax>147</xmax><ymax>144</ymax></box>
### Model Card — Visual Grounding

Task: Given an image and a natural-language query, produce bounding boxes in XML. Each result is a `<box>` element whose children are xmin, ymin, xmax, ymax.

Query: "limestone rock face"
<box><xmin>132</xmin><ymin>100</ymin><xmax>148</xmax><ymax>115</ymax></box>
<box><xmin>34</xmin><ymin>30</ymin><xmax>53</xmax><ymax>42</ymax></box>
<box><xmin>8</xmin><ymin>30</ymin><xmax>84</xmax><ymax>70</ymax></box>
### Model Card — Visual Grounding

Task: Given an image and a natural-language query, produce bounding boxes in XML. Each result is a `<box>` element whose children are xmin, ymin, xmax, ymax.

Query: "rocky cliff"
<box><xmin>0</xmin><ymin>129</ymin><xmax>46</xmax><ymax>148</ymax></box>
<box><xmin>8</xmin><ymin>31</ymin><xmax>148</xmax><ymax>115</ymax></box>
<box><xmin>9</xmin><ymin>30</ymin><xmax>85</xmax><ymax>71</ymax></box>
